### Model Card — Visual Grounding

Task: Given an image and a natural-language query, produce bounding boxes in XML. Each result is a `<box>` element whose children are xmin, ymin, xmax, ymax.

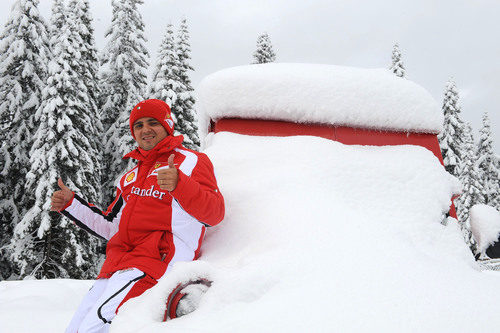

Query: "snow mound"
<box><xmin>198</xmin><ymin>63</ymin><xmax>442</xmax><ymax>135</ymax></box>
<box><xmin>470</xmin><ymin>204</ymin><xmax>500</xmax><ymax>253</ymax></box>
<box><xmin>108</xmin><ymin>133</ymin><xmax>500</xmax><ymax>333</ymax></box>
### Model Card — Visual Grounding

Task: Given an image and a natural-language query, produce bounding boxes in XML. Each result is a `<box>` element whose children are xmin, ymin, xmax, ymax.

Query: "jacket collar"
<box><xmin>123</xmin><ymin>135</ymin><xmax>184</xmax><ymax>162</ymax></box>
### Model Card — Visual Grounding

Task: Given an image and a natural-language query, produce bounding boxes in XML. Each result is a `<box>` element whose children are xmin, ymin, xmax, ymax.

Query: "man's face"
<box><xmin>133</xmin><ymin>117</ymin><xmax>168</xmax><ymax>150</ymax></box>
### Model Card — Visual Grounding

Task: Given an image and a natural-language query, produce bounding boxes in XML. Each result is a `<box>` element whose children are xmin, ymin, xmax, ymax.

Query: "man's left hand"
<box><xmin>157</xmin><ymin>154</ymin><xmax>178</xmax><ymax>191</ymax></box>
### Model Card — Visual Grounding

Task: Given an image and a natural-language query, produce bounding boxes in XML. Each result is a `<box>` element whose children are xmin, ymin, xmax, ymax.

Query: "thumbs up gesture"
<box><xmin>50</xmin><ymin>178</ymin><xmax>74</xmax><ymax>211</ymax></box>
<box><xmin>157</xmin><ymin>154</ymin><xmax>179</xmax><ymax>192</ymax></box>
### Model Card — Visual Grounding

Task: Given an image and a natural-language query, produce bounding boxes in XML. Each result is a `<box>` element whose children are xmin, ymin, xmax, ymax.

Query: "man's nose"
<box><xmin>143</xmin><ymin>124</ymin><xmax>154</xmax><ymax>132</ymax></box>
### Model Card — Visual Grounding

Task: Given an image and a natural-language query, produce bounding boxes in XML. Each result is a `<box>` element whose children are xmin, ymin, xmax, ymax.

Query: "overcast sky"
<box><xmin>1</xmin><ymin>0</ymin><xmax>499</xmax><ymax>151</ymax></box>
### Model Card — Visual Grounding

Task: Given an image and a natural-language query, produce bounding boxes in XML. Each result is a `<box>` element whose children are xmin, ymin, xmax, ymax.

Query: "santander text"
<box><xmin>131</xmin><ymin>185</ymin><xmax>166</xmax><ymax>200</ymax></box>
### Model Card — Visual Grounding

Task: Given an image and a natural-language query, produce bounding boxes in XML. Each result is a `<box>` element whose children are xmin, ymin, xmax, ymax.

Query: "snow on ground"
<box><xmin>197</xmin><ymin>63</ymin><xmax>442</xmax><ymax>136</ymax></box>
<box><xmin>3</xmin><ymin>133</ymin><xmax>500</xmax><ymax>332</ymax></box>
<box><xmin>470</xmin><ymin>204</ymin><xmax>500</xmax><ymax>253</ymax></box>
<box><xmin>0</xmin><ymin>278</ymin><xmax>93</xmax><ymax>333</ymax></box>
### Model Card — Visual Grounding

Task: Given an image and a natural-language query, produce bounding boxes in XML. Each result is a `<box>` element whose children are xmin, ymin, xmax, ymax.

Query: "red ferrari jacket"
<box><xmin>61</xmin><ymin>135</ymin><xmax>225</xmax><ymax>279</ymax></box>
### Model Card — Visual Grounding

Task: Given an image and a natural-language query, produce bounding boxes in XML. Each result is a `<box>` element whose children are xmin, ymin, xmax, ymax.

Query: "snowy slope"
<box><xmin>3</xmin><ymin>133</ymin><xmax>500</xmax><ymax>332</ymax></box>
<box><xmin>108</xmin><ymin>133</ymin><xmax>500</xmax><ymax>332</ymax></box>
<box><xmin>197</xmin><ymin>63</ymin><xmax>443</xmax><ymax>135</ymax></box>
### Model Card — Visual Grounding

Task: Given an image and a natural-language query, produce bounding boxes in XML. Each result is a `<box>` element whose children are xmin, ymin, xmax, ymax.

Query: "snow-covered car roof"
<box><xmin>198</xmin><ymin>63</ymin><xmax>442</xmax><ymax>135</ymax></box>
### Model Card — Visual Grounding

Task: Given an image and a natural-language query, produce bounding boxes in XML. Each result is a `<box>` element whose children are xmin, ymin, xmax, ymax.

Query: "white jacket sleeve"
<box><xmin>61</xmin><ymin>192</ymin><xmax>123</xmax><ymax>241</ymax></box>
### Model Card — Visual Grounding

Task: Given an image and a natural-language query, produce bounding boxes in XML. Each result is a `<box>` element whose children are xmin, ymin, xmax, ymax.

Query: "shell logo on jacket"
<box><xmin>126</xmin><ymin>172</ymin><xmax>135</xmax><ymax>183</ymax></box>
<box><xmin>123</xmin><ymin>168</ymin><xmax>138</xmax><ymax>187</ymax></box>
<box><xmin>60</xmin><ymin>135</ymin><xmax>225</xmax><ymax>280</ymax></box>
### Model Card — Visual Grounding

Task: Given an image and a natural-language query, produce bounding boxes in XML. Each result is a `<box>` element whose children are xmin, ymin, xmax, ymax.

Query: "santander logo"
<box><xmin>131</xmin><ymin>185</ymin><xmax>167</xmax><ymax>200</ymax></box>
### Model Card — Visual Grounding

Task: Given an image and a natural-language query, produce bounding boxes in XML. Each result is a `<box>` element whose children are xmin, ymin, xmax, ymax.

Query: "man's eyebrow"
<box><xmin>134</xmin><ymin>119</ymin><xmax>160</xmax><ymax>127</ymax></box>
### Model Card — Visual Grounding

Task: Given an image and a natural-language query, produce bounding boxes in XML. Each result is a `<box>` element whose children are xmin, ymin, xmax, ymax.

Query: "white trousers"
<box><xmin>65</xmin><ymin>268</ymin><xmax>146</xmax><ymax>333</ymax></box>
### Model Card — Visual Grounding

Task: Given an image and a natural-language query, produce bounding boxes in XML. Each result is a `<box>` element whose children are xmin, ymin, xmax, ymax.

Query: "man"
<box><xmin>51</xmin><ymin>99</ymin><xmax>225</xmax><ymax>333</ymax></box>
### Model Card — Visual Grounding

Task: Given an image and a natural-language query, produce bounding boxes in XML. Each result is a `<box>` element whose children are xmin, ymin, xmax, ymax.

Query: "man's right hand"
<box><xmin>50</xmin><ymin>178</ymin><xmax>74</xmax><ymax>211</ymax></box>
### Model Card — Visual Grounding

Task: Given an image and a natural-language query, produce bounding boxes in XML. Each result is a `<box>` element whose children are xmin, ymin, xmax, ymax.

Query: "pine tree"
<box><xmin>149</xmin><ymin>21</ymin><xmax>199</xmax><ymax>150</ymax></box>
<box><xmin>149</xmin><ymin>23</ymin><xmax>178</xmax><ymax>110</ymax></box>
<box><xmin>253</xmin><ymin>32</ymin><xmax>276</xmax><ymax>64</ymax></box>
<box><xmin>0</xmin><ymin>0</ymin><xmax>50</xmax><ymax>280</ymax></box>
<box><xmin>174</xmin><ymin>18</ymin><xmax>199</xmax><ymax>150</ymax></box>
<box><xmin>456</xmin><ymin>123</ymin><xmax>481</xmax><ymax>254</ymax></box>
<box><xmin>68</xmin><ymin>0</ymin><xmax>102</xmax><ymax>203</ymax></box>
<box><xmin>438</xmin><ymin>79</ymin><xmax>465</xmax><ymax>177</ymax></box>
<box><xmin>389</xmin><ymin>43</ymin><xmax>406</xmax><ymax>78</ymax></box>
<box><xmin>496</xmin><ymin>153</ymin><xmax>500</xmax><ymax>207</ymax></box>
<box><xmin>0</xmin><ymin>145</ymin><xmax>10</xmax><ymax>279</ymax></box>
<box><xmin>476</xmin><ymin>112</ymin><xmax>500</xmax><ymax>208</ymax></box>
<box><xmin>100</xmin><ymin>0</ymin><xmax>150</xmax><ymax>198</ymax></box>
<box><xmin>50</xmin><ymin>0</ymin><xmax>65</xmax><ymax>31</ymax></box>
<box><xmin>9</xmin><ymin>0</ymin><xmax>102</xmax><ymax>279</ymax></box>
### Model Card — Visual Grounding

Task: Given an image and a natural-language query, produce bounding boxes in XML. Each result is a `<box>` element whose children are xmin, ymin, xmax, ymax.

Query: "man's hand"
<box><xmin>157</xmin><ymin>154</ymin><xmax>178</xmax><ymax>192</ymax></box>
<box><xmin>50</xmin><ymin>178</ymin><xmax>74</xmax><ymax>211</ymax></box>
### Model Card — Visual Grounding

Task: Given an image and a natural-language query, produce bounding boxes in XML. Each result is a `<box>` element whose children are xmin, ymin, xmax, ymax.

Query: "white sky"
<box><xmin>1</xmin><ymin>0</ymin><xmax>499</xmax><ymax>151</ymax></box>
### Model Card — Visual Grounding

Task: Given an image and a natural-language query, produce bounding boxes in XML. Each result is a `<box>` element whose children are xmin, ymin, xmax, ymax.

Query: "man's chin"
<box><xmin>139</xmin><ymin>143</ymin><xmax>154</xmax><ymax>151</ymax></box>
<box><xmin>138</xmin><ymin>136</ymin><xmax>168</xmax><ymax>151</ymax></box>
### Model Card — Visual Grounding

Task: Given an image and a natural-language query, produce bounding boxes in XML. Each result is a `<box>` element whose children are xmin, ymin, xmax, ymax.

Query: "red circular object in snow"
<box><xmin>163</xmin><ymin>279</ymin><xmax>212</xmax><ymax>322</ymax></box>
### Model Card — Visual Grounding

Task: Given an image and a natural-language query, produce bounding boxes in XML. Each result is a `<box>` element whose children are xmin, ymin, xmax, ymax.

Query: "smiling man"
<box><xmin>51</xmin><ymin>99</ymin><xmax>225</xmax><ymax>333</ymax></box>
<box><xmin>134</xmin><ymin>117</ymin><xmax>168</xmax><ymax>150</ymax></box>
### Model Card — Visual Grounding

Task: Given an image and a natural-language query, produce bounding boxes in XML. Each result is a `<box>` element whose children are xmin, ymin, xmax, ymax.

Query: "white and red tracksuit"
<box><xmin>62</xmin><ymin>135</ymin><xmax>224</xmax><ymax>332</ymax></box>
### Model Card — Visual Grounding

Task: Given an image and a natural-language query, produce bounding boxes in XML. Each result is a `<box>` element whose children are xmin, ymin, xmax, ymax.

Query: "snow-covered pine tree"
<box><xmin>100</xmin><ymin>0</ymin><xmax>150</xmax><ymax>198</ymax></box>
<box><xmin>456</xmin><ymin>123</ymin><xmax>481</xmax><ymax>253</ymax></box>
<box><xmin>389</xmin><ymin>43</ymin><xmax>406</xmax><ymax>78</ymax></box>
<box><xmin>174</xmin><ymin>18</ymin><xmax>199</xmax><ymax>150</ymax></box>
<box><xmin>497</xmin><ymin>153</ymin><xmax>500</xmax><ymax>206</ymax></box>
<box><xmin>68</xmin><ymin>0</ymin><xmax>102</xmax><ymax>203</ymax></box>
<box><xmin>9</xmin><ymin>0</ymin><xmax>102</xmax><ymax>279</ymax></box>
<box><xmin>149</xmin><ymin>20</ymin><xmax>199</xmax><ymax>150</ymax></box>
<box><xmin>0</xmin><ymin>146</ymin><xmax>9</xmax><ymax>279</ymax></box>
<box><xmin>50</xmin><ymin>0</ymin><xmax>65</xmax><ymax>31</ymax></box>
<box><xmin>476</xmin><ymin>112</ymin><xmax>500</xmax><ymax>208</ymax></box>
<box><xmin>253</xmin><ymin>32</ymin><xmax>276</xmax><ymax>64</ymax></box>
<box><xmin>438</xmin><ymin>79</ymin><xmax>465</xmax><ymax>177</ymax></box>
<box><xmin>0</xmin><ymin>0</ymin><xmax>50</xmax><ymax>280</ymax></box>
<box><xmin>149</xmin><ymin>23</ymin><xmax>178</xmax><ymax>112</ymax></box>
<box><xmin>68</xmin><ymin>0</ymin><xmax>107</xmax><ymax>256</ymax></box>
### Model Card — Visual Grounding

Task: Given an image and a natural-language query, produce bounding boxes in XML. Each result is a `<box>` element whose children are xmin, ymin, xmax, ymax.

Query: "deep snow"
<box><xmin>4</xmin><ymin>133</ymin><xmax>500</xmax><ymax>332</ymax></box>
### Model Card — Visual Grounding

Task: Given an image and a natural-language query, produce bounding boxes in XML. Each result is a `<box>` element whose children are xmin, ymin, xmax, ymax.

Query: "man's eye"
<box><xmin>134</xmin><ymin>124</ymin><xmax>143</xmax><ymax>129</ymax></box>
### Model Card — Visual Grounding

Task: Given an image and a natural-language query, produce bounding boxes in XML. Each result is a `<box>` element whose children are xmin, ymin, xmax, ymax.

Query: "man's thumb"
<box><xmin>58</xmin><ymin>178</ymin><xmax>68</xmax><ymax>191</ymax></box>
<box><xmin>168</xmin><ymin>154</ymin><xmax>175</xmax><ymax>168</ymax></box>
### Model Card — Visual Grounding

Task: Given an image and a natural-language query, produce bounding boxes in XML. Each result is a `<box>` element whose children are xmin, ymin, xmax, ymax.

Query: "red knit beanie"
<box><xmin>129</xmin><ymin>99</ymin><xmax>174</xmax><ymax>139</ymax></box>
